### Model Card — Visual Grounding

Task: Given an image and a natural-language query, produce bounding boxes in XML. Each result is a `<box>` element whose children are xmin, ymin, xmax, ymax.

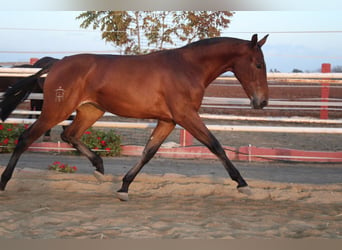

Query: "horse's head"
<box><xmin>233</xmin><ymin>34</ymin><xmax>269</xmax><ymax>109</ymax></box>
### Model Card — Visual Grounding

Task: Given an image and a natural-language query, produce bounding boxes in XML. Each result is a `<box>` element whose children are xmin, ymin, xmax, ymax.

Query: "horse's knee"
<box><xmin>11</xmin><ymin>130</ymin><xmax>32</xmax><ymax>155</ymax></box>
<box><xmin>122</xmin><ymin>174</ymin><xmax>134</xmax><ymax>184</ymax></box>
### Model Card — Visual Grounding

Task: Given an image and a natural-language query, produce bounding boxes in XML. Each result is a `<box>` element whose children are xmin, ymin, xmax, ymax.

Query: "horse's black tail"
<box><xmin>0</xmin><ymin>65</ymin><xmax>51</xmax><ymax>121</ymax></box>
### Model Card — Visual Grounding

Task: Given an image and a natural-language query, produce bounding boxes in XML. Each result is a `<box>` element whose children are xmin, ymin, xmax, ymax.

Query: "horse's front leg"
<box><xmin>176</xmin><ymin>112</ymin><xmax>250</xmax><ymax>194</ymax></box>
<box><xmin>117</xmin><ymin>120</ymin><xmax>175</xmax><ymax>201</ymax></box>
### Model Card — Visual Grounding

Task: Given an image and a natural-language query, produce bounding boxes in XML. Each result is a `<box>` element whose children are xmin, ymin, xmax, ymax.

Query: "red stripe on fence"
<box><xmin>26</xmin><ymin>142</ymin><xmax>342</xmax><ymax>163</ymax></box>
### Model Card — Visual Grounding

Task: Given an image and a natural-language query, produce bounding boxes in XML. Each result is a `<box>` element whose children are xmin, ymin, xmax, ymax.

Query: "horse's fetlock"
<box><xmin>0</xmin><ymin>176</ymin><xmax>9</xmax><ymax>191</ymax></box>
<box><xmin>122</xmin><ymin>176</ymin><xmax>133</xmax><ymax>183</ymax></box>
<box><xmin>0</xmin><ymin>182</ymin><xmax>6</xmax><ymax>191</ymax></box>
<box><xmin>236</xmin><ymin>178</ymin><xmax>248</xmax><ymax>188</ymax></box>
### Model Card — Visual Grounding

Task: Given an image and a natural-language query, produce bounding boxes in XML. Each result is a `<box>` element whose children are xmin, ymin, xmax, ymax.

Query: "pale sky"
<box><xmin>0</xmin><ymin>11</ymin><xmax>341</xmax><ymax>72</ymax></box>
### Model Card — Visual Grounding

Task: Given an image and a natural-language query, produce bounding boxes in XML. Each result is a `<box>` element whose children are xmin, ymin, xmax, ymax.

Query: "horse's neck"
<box><xmin>182</xmin><ymin>41</ymin><xmax>244</xmax><ymax>87</ymax></box>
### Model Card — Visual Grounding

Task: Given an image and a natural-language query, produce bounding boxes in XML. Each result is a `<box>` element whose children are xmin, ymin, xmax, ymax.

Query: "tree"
<box><xmin>173</xmin><ymin>11</ymin><xmax>233</xmax><ymax>43</ymax></box>
<box><xmin>292</xmin><ymin>68</ymin><xmax>303</xmax><ymax>73</ymax></box>
<box><xmin>77</xmin><ymin>11</ymin><xmax>138</xmax><ymax>54</ymax></box>
<box><xmin>76</xmin><ymin>11</ymin><xmax>234</xmax><ymax>54</ymax></box>
<box><xmin>332</xmin><ymin>65</ymin><xmax>342</xmax><ymax>72</ymax></box>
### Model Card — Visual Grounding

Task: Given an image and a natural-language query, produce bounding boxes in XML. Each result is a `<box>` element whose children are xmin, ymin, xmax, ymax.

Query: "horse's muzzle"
<box><xmin>251</xmin><ymin>97</ymin><xmax>268</xmax><ymax>109</ymax></box>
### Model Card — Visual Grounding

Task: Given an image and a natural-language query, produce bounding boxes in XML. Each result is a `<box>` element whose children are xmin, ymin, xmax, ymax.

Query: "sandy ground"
<box><xmin>0</xmin><ymin>166</ymin><xmax>341</xmax><ymax>239</ymax></box>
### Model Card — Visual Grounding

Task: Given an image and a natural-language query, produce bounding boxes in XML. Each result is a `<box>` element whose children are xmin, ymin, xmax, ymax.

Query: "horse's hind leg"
<box><xmin>0</xmin><ymin>119</ymin><xmax>57</xmax><ymax>190</ymax></box>
<box><xmin>117</xmin><ymin>120</ymin><xmax>175</xmax><ymax>201</ymax></box>
<box><xmin>60</xmin><ymin>103</ymin><xmax>105</xmax><ymax>177</ymax></box>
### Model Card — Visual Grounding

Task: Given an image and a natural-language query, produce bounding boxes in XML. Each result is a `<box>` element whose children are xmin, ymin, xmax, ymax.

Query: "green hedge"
<box><xmin>0</xmin><ymin>123</ymin><xmax>26</xmax><ymax>153</ymax></box>
<box><xmin>0</xmin><ymin>124</ymin><xmax>122</xmax><ymax>157</ymax></box>
<box><xmin>81</xmin><ymin>127</ymin><xmax>122</xmax><ymax>157</ymax></box>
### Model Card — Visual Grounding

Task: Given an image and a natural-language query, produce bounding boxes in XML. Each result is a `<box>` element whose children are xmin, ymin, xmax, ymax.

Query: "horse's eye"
<box><xmin>256</xmin><ymin>63</ymin><xmax>262</xmax><ymax>69</ymax></box>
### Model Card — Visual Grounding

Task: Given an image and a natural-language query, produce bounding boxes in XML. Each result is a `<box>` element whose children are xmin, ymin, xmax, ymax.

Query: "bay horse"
<box><xmin>0</xmin><ymin>34</ymin><xmax>269</xmax><ymax>201</ymax></box>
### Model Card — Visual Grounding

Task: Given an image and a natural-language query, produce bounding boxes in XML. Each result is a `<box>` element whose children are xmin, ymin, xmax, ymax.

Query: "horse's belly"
<box><xmin>99</xmin><ymin>96</ymin><xmax>172</xmax><ymax>120</ymax></box>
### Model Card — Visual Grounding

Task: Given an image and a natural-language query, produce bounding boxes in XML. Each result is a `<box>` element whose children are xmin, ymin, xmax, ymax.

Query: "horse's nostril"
<box><xmin>260</xmin><ymin>100</ymin><xmax>268</xmax><ymax>109</ymax></box>
<box><xmin>251</xmin><ymin>98</ymin><xmax>268</xmax><ymax>109</ymax></box>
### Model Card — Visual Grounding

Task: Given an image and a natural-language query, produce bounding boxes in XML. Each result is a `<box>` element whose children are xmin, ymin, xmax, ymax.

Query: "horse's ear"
<box><xmin>251</xmin><ymin>34</ymin><xmax>258</xmax><ymax>47</ymax></box>
<box><xmin>258</xmin><ymin>34</ymin><xmax>269</xmax><ymax>47</ymax></box>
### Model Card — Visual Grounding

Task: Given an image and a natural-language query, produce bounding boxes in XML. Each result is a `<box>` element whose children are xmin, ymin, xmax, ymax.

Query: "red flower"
<box><xmin>84</xmin><ymin>131</ymin><xmax>91</xmax><ymax>135</ymax></box>
<box><xmin>15</xmin><ymin>140</ymin><xmax>18</xmax><ymax>145</ymax></box>
<box><xmin>101</xmin><ymin>140</ymin><xmax>106</xmax><ymax>146</ymax></box>
<box><xmin>105</xmin><ymin>148</ymin><xmax>111</xmax><ymax>151</ymax></box>
<box><xmin>3</xmin><ymin>138</ymin><xmax>9</xmax><ymax>145</ymax></box>
<box><xmin>7</xmin><ymin>128</ymin><xmax>12</xmax><ymax>132</ymax></box>
<box><xmin>0</xmin><ymin>124</ymin><xmax>3</xmax><ymax>130</ymax></box>
<box><xmin>48</xmin><ymin>161</ymin><xmax>77</xmax><ymax>173</ymax></box>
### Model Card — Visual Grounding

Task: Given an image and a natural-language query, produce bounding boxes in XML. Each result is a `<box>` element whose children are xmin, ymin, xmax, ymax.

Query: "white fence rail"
<box><xmin>7</xmin><ymin>109</ymin><xmax>342</xmax><ymax>125</ymax></box>
<box><xmin>1</xmin><ymin>68</ymin><xmax>342</xmax><ymax>79</ymax></box>
<box><xmin>3</xmin><ymin>117</ymin><xmax>342</xmax><ymax>134</ymax></box>
<box><xmin>0</xmin><ymin>68</ymin><xmax>47</xmax><ymax>77</ymax></box>
<box><xmin>3</xmin><ymin>118</ymin><xmax>342</xmax><ymax>135</ymax></box>
<box><xmin>2</xmin><ymin>93</ymin><xmax>341</xmax><ymax>111</ymax></box>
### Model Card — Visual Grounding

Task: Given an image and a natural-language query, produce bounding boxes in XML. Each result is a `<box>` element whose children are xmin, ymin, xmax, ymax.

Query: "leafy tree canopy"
<box><xmin>76</xmin><ymin>11</ymin><xmax>234</xmax><ymax>54</ymax></box>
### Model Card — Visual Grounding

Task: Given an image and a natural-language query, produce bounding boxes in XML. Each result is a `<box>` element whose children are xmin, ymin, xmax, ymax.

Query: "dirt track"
<box><xmin>0</xmin><ymin>167</ymin><xmax>341</xmax><ymax>239</ymax></box>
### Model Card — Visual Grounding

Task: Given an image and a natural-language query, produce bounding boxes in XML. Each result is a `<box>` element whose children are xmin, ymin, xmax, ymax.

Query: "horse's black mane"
<box><xmin>182</xmin><ymin>37</ymin><xmax>242</xmax><ymax>49</ymax></box>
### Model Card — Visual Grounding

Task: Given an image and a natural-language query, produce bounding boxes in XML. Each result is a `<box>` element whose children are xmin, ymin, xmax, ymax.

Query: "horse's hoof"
<box><xmin>116</xmin><ymin>192</ymin><xmax>129</xmax><ymax>201</ymax></box>
<box><xmin>237</xmin><ymin>186</ymin><xmax>252</xmax><ymax>196</ymax></box>
<box><xmin>93</xmin><ymin>170</ymin><xmax>105</xmax><ymax>183</ymax></box>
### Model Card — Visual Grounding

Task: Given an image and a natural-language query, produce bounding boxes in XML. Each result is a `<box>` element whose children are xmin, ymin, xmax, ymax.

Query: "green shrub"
<box><xmin>81</xmin><ymin>127</ymin><xmax>121</xmax><ymax>157</ymax></box>
<box><xmin>0</xmin><ymin>123</ymin><xmax>27</xmax><ymax>153</ymax></box>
